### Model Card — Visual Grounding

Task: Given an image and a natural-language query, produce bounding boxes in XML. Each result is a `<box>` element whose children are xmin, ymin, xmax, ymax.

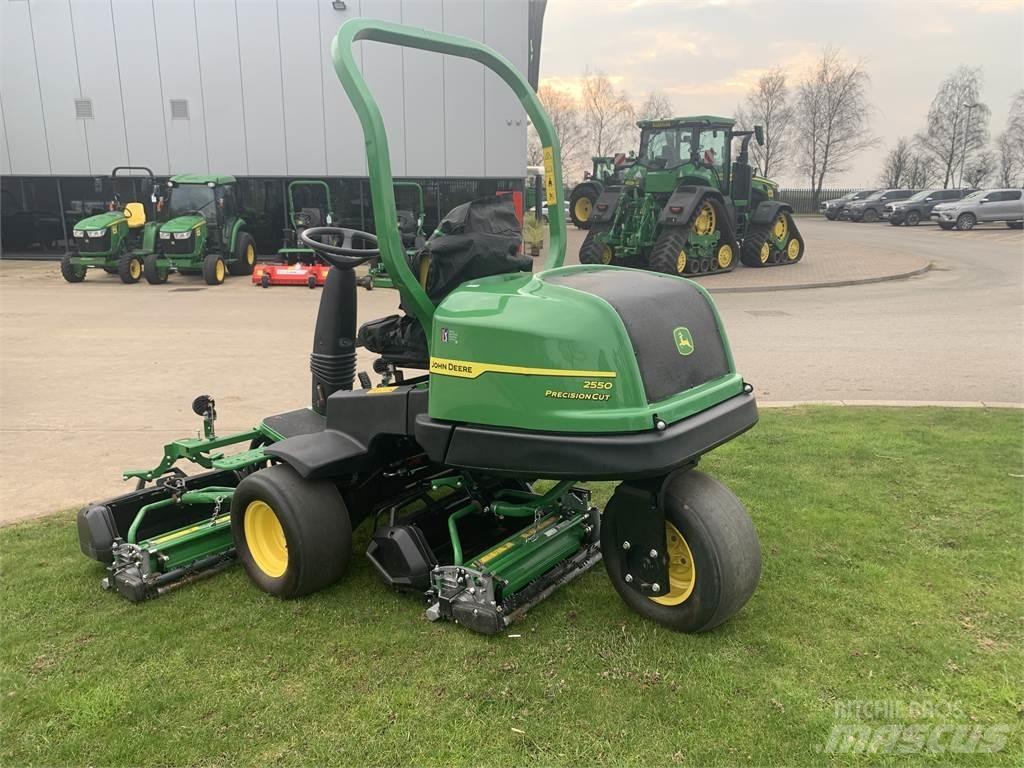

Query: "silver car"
<box><xmin>932</xmin><ymin>189</ymin><xmax>1024</xmax><ymax>231</ymax></box>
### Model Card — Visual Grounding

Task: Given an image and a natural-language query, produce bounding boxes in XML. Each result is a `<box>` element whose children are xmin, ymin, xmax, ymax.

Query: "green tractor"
<box><xmin>360</xmin><ymin>180</ymin><xmax>428</xmax><ymax>290</ymax></box>
<box><xmin>568</xmin><ymin>153</ymin><xmax>633</xmax><ymax>229</ymax></box>
<box><xmin>61</xmin><ymin>166</ymin><xmax>162</xmax><ymax>284</ymax></box>
<box><xmin>144</xmin><ymin>175</ymin><xmax>256</xmax><ymax>286</ymax></box>
<box><xmin>580</xmin><ymin>117</ymin><xmax>804</xmax><ymax>276</ymax></box>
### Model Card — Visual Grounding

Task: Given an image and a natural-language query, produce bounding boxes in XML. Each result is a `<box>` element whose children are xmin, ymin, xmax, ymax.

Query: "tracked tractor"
<box><xmin>61</xmin><ymin>167</ymin><xmax>162</xmax><ymax>284</ymax></box>
<box><xmin>144</xmin><ymin>175</ymin><xmax>256</xmax><ymax>286</ymax></box>
<box><xmin>568</xmin><ymin>153</ymin><xmax>633</xmax><ymax>229</ymax></box>
<box><xmin>580</xmin><ymin>117</ymin><xmax>804</xmax><ymax>276</ymax></box>
<box><xmin>76</xmin><ymin>21</ymin><xmax>762</xmax><ymax>637</ymax></box>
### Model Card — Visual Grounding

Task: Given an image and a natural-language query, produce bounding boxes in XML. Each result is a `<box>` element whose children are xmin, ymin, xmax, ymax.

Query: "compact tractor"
<box><xmin>254</xmin><ymin>180</ymin><xmax>338</xmax><ymax>288</ymax></box>
<box><xmin>568</xmin><ymin>153</ymin><xmax>633</xmax><ymax>229</ymax></box>
<box><xmin>144</xmin><ymin>175</ymin><xmax>256</xmax><ymax>285</ymax></box>
<box><xmin>61</xmin><ymin>167</ymin><xmax>162</xmax><ymax>283</ymax></box>
<box><xmin>580</xmin><ymin>117</ymin><xmax>804</xmax><ymax>276</ymax></box>
<box><xmin>77</xmin><ymin>21</ymin><xmax>762</xmax><ymax>636</ymax></box>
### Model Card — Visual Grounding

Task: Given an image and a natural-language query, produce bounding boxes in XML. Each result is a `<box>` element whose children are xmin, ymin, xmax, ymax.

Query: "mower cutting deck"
<box><xmin>78</xmin><ymin>20</ymin><xmax>762</xmax><ymax>635</ymax></box>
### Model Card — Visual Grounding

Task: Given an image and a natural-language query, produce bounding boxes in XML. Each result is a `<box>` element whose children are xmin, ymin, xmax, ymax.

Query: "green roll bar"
<box><xmin>331</xmin><ymin>19</ymin><xmax>566</xmax><ymax>335</ymax></box>
<box><xmin>287</xmin><ymin>179</ymin><xmax>334</xmax><ymax>228</ymax></box>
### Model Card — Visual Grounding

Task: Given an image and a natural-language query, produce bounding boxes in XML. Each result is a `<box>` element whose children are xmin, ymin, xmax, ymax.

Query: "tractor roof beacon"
<box><xmin>76</xmin><ymin>20</ymin><xmax>762</xmax><ymax>636</ymax></box>
<box><xmin>581</xmin><ymin>116</ymin><xmax>804</xmax><ymax>276</ymax></box>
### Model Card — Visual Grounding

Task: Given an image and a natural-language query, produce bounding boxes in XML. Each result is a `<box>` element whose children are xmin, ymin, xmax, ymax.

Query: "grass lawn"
<box><xmin>1</xmin><ymin>407</ymin><xmax>1021</xmax><ymax>767</ymax></box>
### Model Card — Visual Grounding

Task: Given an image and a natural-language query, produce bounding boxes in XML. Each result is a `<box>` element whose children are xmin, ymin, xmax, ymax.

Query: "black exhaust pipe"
<box><xmin>310</xmin><ymin>266</ymin><xmax>357</xmax><ymax>414</ymax></box>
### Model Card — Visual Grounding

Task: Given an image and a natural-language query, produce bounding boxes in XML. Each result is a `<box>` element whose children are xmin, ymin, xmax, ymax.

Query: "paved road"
<box><xmin>0</xmin><ymin>218</ymin><xmax>1020</xmax><ymax>522</ymax></box>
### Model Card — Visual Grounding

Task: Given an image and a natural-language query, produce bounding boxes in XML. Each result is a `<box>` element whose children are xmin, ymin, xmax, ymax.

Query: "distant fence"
<box><xmin>777</xmin><ymin>188</ymin><xmax>866</xmax><ymax>214</ymax></box>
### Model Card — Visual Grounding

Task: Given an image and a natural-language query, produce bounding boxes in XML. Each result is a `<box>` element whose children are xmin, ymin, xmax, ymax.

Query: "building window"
<box><xmin>169</xmin><ymin>99</ymin><xmax>190</xmax><ymax>120</ymax></box>
<box><xmin>74</xmin><ymin>98</ymin><xmax>93</xmax><ymax>119</ymax></box>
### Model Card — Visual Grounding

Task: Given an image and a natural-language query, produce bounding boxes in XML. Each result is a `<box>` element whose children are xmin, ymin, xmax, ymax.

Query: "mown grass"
<box><xmin>1</xmin><ymin>407</ymin><xmax>1021</xmax><ymax>767</ymax></box>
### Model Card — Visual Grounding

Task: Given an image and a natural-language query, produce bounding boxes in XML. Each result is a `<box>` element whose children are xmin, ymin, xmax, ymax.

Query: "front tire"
<box><xmin>601</xmin><ymin>470</ymin><xmax>761</xmax><ymax>633</ymax></box>
<box><xmin>956</xmin><ymin>213</ymin><xmax>976</xmax><ymax>231</ymax></box>
<box><xmin>569</xmin><ymin>184</ymin><xmax>600</xmax><ymax>229</ymax></box>
<box><xmin>118</xmin><ymin>253</ymin><xmax>142</xmax><ymax>284</ymax></box>
<box><xmin>906</xmin><ymin>211</ymin><xmax>921</xmax><ymax>226</ymax></box>
<box><xmin>60</xmin><ymin>254</ymin><xmax>86</xmax><ymax>283</ymax></box>
<box><xmin>143</xmin><ymin>253</ymin><xmax>169</xmax><ymax>284</ymax></box>
<box><xmin>862</xmin><ymin>208</ymin><xmax>879</xmax><ymax>223</ymax></box>
<box><xmin>230</xmin><ymin>464</ymin><xmax>352</xmax><ymax>598</ymax></box>
<box><xmin>203</xmin><ymin>253</ymin><xmax>226</xmax><ymax>285</ymax></box>
<box><xmin>228</xmin><ymin>232</ymin><xmax>257</xmax><ymax>276</ymax></box>
<box><xmin>579</xmin><ymin>226</ymin><xmax>614</xmax><ymax>265</ymax></box>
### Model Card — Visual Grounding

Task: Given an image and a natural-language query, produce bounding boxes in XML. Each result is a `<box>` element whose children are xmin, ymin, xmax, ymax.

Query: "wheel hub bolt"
<box><xmin>622</xmin><ymin>541</ymin><xmax>631</xmax><ymax>550</ymax></box>
<box><xmin>649</xmin><ymin>549</ymin><xmax>658</xmax><ymax>558</ymax></box>
<box><xmin>651</xmin><ymin>583</ymin><xmax>661</xmax><ymax>593</ymax></box>
<box><xmin>625</xmin><ymin>573</ymin><xmax>634</xmax><ymax>583</ymax></box>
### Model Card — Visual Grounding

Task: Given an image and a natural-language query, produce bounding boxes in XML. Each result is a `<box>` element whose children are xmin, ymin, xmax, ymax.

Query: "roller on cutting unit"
<box><xmin>77</xmin><ymin>19</ymin><xmax>762</xmax><ymax>635</ymax></box>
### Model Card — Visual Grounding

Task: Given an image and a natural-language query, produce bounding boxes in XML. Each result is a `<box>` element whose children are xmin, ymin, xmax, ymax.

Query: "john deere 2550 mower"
<box><xmin>61</xmin><ymin>166</ymin><xmax>162</xmax><ymax>284</ymax></box>
<box><xmin>77</xmin><ymin>21</ymin><xmax>762</xmax><ymax>635</ymax></box>
<box><xmin>144</xmin><ymin>175</ymin><xmax>256</xmax><ymax>286</ymax></box>
<box><xmin>580</xmin><ymin>117</ymin><xmax>804</xmax><ymax>276</ymax></box>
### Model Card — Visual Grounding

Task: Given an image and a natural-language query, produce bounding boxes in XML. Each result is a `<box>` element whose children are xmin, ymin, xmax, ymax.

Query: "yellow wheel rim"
<box><xmin>787</xmin><ymin>237</ymin><xmax>801</xmax><ymax>260</ymax></box>
<box><xmin>693</xmin><ymin>203</ymin><xmax>716</xmax><ymax>236</ymax></box>
<box><xmin>246</xmin><ymin>244</ymin><xmax>255</xmax><ymax>265</ymax></box>
<box><xmin>650</xmin><ymin>522</ymin><xmax>696</xmax><ymax>606</ymax></box>
<box><xmin>759</xmin><ymin>242</ymin><xmax>770</xmax><ymax>263</ymax></box>
<box><xmin>575</xmin><ymin>197</ymin><xmax>593</xmax><ymax>222</ymax></box>
<box><xmin>244</xmin><ymin>500</ymin><xmax>288</xmax><ymax>578</ymax></box>
<box><xmin>129</xmin><ymin>259</ymin><xmax>141</xmax><ymax>279</ymax></box>
<box><xmin>600</xmin><ymin>245</ymin><xmax>613</xmax><ymax>265</ymax></box>
<box><xmin>215</xmin><ymin>259</ymin><xmax>225</xmax><ymax>282</ymax></box>
<box><xmin>676</xmin><ymin>248</ymin><xmax>687</xmax><ymax>274</ymax></box>
<box><xmin>772</xmin><ymin>214</ymin><xmax>788</xmax><ymax>241</ymax></box>
<box><xmin>716</xmin><ymin>243</ymin><xmax>733</xmax><ymax>269</ymax></box>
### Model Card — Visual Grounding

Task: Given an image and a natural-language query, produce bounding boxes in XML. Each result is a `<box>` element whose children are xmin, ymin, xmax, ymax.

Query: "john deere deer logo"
<box><xmin>673</xmin><ymin>327</ymin><xmax>694</xmax><ymax>356</ymax></box>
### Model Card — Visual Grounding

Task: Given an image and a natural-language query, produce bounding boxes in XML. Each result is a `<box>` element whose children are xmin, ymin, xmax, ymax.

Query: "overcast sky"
<box><xmin>539</xmin><ymin>0</ymin><xmax>1024</xmax><ymax>186</ymax></box>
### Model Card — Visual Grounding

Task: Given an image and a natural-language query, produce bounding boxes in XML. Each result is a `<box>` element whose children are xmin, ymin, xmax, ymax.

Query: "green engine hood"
<box><xmin>74</xmin><ymin>211</ymin><xmax>125</xmax><ymax>231</ymax></box>
<box><xmin>160</xmin><ymin>215</ymin><xmax>205</xmax><ymax>234</ymax></box>
<box><xmin>427</xmin><ymin>264</ymin><xmax>742</xmax><ymax>433</ymax></box>
<box><xmin>752</xmin><ymin>176</ymin><xmax>779</xmax><ymax>197</ymax></box>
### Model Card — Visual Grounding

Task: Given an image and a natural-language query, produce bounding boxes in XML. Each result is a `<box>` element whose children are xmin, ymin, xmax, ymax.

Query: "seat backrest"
<box><xmin>123</xmin><ymin>202</ymin><xmax>146</xmax><ymax>228</ymax></box>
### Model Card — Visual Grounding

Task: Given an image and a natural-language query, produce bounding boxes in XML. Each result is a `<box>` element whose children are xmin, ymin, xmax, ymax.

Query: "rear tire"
<box><xmin>230</xmin><ymin>464</ymin><xmax>352</xmax><ymax>599</ymax></box>
<box><xmin>906</xmin><ymin>211</ymin><xmax>921</xmax><ymax>226</ymax></box>
<box><xmin>118</xmin><ymin>253</ymin><xmax>142</xmax><ymax>284</ymax></box>
<box><xmin>862</xmin><ymin>208</ymin><xmax>879</xmax><ymax>223</ymax></box>
<box><xmin>579</xmin><ymin>226</ymin><xmax>614</xmax><ymax>265</ymax></box>
<box><xmin>143</xmin><ymin>253</ymin><xmax>169</xmax><ymax>284</ymax></box>
<box><xmin>60</xmin><ymin>254</ymin><xmax>86</xmax><ymax>283</ymax></box>
<box><xmin>569</xmin><ymin>184</ymin><xmax>600</xmax><ymax>229</ymax></box>
<box><xmin>601</xmin><ymin>470</ymin><xmax>761</xmax><ymax>633</ymax></box>
<box><xmin>229</xmin><ymin>232</ymin><xmax>257</xmax><ymax>276</ymax></box>
<box><xmin>648</xmin><ymin>228</ymin><xmax>689</xmax><ymax>276</ymax></box>
<box><xmin>203</xmin><ymin>253</ymin><xmax>226</xmax><ymax>285</ymax></box>
<box><xmin>956</xmin><ymin>213</ymin><xmax>976</xmax><ymax>231</ymax></box>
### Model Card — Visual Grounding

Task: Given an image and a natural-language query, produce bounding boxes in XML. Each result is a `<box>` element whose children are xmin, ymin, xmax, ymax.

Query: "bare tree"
<box><xmin>527</xmin><ymin>85</ymin><xmax>587</xmax><ymax>181</ymax></box>
<box><xmin>734</xmin><ymin>68</ymin><xmax>794</xmax><ymax>178</ymax></box>
<box><xmin>905</xmin><ymin>150</ymin><xmax>937</xmax><ymax>189</ymax></box>
<box><xmin>794</xmin><ymin>48</ymin><xmax>875</xmax><ymax>207</ymax></box>
<box><xmin>879</xmin><ymin>137</ymin><xmax>936</xmax><ymax>188</ymax></box>
<box><xmin>995</xmin><ymin>90</ymin><xmax>1024</xmax><ymax>187</ymax></box>
<box><xmin>580</xmin><ymin>70</ymin><xmax>636</xmax><ymax>158</ymax></box>
<box><xmin>962</xmin><ymin>150</ymin><xmax>996</xmax><ymax>188</ymax></box>
<box><xmin>636</xmin><ymin>90</ymin><xmax>674</xmax><ymax>122</ymax></box>
<box><xmin>915</xmin><ymin>66</ymin><xmax>991</xmax><ymax>188</ymax></box>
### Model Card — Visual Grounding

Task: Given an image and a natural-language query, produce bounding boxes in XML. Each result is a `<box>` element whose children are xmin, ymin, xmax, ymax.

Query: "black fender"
<box><xmin>750</xmin><ymin>200</ymin><xmax>793</xmax><ymax>226</ymax></box>
<box><xmin>587</xmin><ymin>188</ymin><xmax>623</xmax><ymax>225</ymax></box>
<box><xmin>658</xmin><ymin>186</ymin><xmax>737</xmax><ymax>242</ymax></box>
<box><xmin>570</xmin><ymin>180</ymin><xmax>603</xmax><ymax>201</ymax></box>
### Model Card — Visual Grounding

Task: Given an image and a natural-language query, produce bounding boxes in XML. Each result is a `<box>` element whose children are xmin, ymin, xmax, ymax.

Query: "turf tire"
<box><xmin>60</xmin><ymin>254</ymin><xmax>86</xmax><ymax>283</ymax></box>
<box><xmin>118</xmin><ymin>253</ymin><xmax>142</xmax><ymax>284</ymax></box>
<box><xmin>203</xmin><ymin>253</ymin><xmax>226</xmax><ymax>285</ymax></box>
<box><xmin>231</xmin><ymin>463</ymin><xmax>352</xmax><ymax>599</ymax></box>
<box><xmin>601</xmin><ymin>470</ymin><xmax>761</xmax><ymax>633</ymax></box>
<box><xmin>229</xmin><ymin>231</ymin><xmax>257</xmax><ymax>276</ymax></box>
<box><xmin>143</xmin><ymin>253</ymin><xmax>169</xmax><ymax>284</ymax></box>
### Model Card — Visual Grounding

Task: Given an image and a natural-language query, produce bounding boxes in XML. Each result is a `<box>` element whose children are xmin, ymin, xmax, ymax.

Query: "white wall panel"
<box><xmin>237</xmin><ymin>0</ymin><xmax>286</xmax><ymax>175</ymax></box>
<box><xmin>0</xmin><ymin>1</ymin><xmax>50</xmax><ymax>173</ymax></box>
<box><xmin>111</xmin><ymin>0</ymin><xmax>170</xmax><ymax>176</ymax></box>
<box><xmin>196</xmin><ymin>0</ymin><xmax>248</xmax><ymax>175</ymax></box>
<box><xmin>358</xmin><ymin>0</ymin><xmax>405</xmax><ymax>176</ymax></box>
<box><xmin>441</xmin><ymin>0</ymin><xmax>484</xmax><ymax>177</ymax></box>
<box><xmin>319</xmin><ymin>0</ymin><xmax>365</xmax><ymax>175</ymax></box>
<box><xmin>399</xmin><ymin>0</ymin><xmax>445</xmax><ymax>177</ymax></box>
<box><xmin>152</xmin><ymin>0</ymin><xmax>209</xmax><ymax>173</ymax></box>
<box><xmin>69</xmin><ymin>0</ymin><xmax>131</xmax><ymax>174</ymax></box>
<box><xmin>278</xmin><ymin>0</ymin><xmax>327</xmax><ymax>175</ymax></box>
<box><xmin>483</xmin><ymin>0</ymin><xmax>527</xmax><ymax>177</ymax></box>
<box><xmin>0</xmin><ymin>94</ymin><xmax>11</xmax><ymax>176</ymax></box>
<box><xmin>28</xmin><ymin>1</ymin><xmax>89</xmax><ymax>175</ymax></box>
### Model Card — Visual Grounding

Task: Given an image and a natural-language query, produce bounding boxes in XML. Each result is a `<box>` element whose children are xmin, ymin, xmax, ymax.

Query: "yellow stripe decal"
<box><xmin>147</xmin><ymin>514</ymin><xmax>231</xmax><ymax>547</ymax></box>
<box><xmin>429</xmin><ymin>356</ymin><xmax>615</xmax><ymax>380</ymax></box>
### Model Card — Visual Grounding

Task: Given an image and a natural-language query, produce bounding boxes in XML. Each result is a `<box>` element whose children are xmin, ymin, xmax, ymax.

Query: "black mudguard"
<box><xmin>750</xmin><ymin>200</ymin><xmax>793</xmax><ymax>226</ymax></box>
<box><xmin>587</xmin><ymin>189</ymin><xmax>623</xmax><ymax>226</ymax></box>
<box><xmin>658</xmin><ymin>187</ymin><xmax>737</xmax><ymax>243</ymax></box>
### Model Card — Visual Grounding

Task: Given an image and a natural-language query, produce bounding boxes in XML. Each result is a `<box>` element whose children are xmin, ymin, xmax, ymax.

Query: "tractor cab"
<box><xmin>633</xmin><ymin>117</ymin><xmax>734</xmax><ymax>196</ymax></box>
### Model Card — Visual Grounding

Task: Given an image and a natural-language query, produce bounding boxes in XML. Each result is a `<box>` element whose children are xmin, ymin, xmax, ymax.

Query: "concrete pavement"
<box><xmin>0</xmin><ymin>217</ymin><xmax>1020</xmax><ymax>522</ymax></box>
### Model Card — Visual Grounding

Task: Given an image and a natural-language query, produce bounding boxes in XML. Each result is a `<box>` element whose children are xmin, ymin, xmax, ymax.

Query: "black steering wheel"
<box><xmin>299</xmin><ymin>226</ymin><xmax>380</xmax><ymax>269</ymax></box>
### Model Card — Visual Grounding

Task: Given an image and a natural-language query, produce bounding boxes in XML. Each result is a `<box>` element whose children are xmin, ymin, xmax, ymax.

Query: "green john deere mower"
<box><xmin>61</xmin><ymin>167</ymin><xmax>162</xmax><ymax>284</ymax></box>
<box><xmin>144</xmin><ymin>175</ymin><xmax>256</xmax><ymax>285</ymax></box>
<box><xmin>568</xmin><ymin>153</ymin><xmax>633</xmax><ymax>229</ymax></box>
<box><xmin>360</xmin><ymin>180</ymin><xmax>428</xmax><ymax>290</ymax></box>
<box><xmin>580</xmin><ymin>117</ymin><xmax>804</xmax><ymax>276</ymax></box>
<box><xmin>77</xmin><ymin>21</ymin><xmax>761</xmax><ymax>635</ymax></box>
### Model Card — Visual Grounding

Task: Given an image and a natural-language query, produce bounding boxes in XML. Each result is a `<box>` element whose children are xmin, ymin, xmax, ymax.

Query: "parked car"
<box><xmin>820</xmin><ymin>190</ymin><xmax>877</xmax><ymax>220</ymax></box>
<box><xmin>846</xmin><ymin>189</ymin><xmax>917</xmax><ymax>222</ymax></box>
<box><xmin>932</xmin><ymin>189</ymin><xmax>1024</xmax><ymax>231</ymax></box>
<box><xmin>886</xmin><ymin>188</ymin><xmax>977</xmax><ymax>226</ymax></box>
